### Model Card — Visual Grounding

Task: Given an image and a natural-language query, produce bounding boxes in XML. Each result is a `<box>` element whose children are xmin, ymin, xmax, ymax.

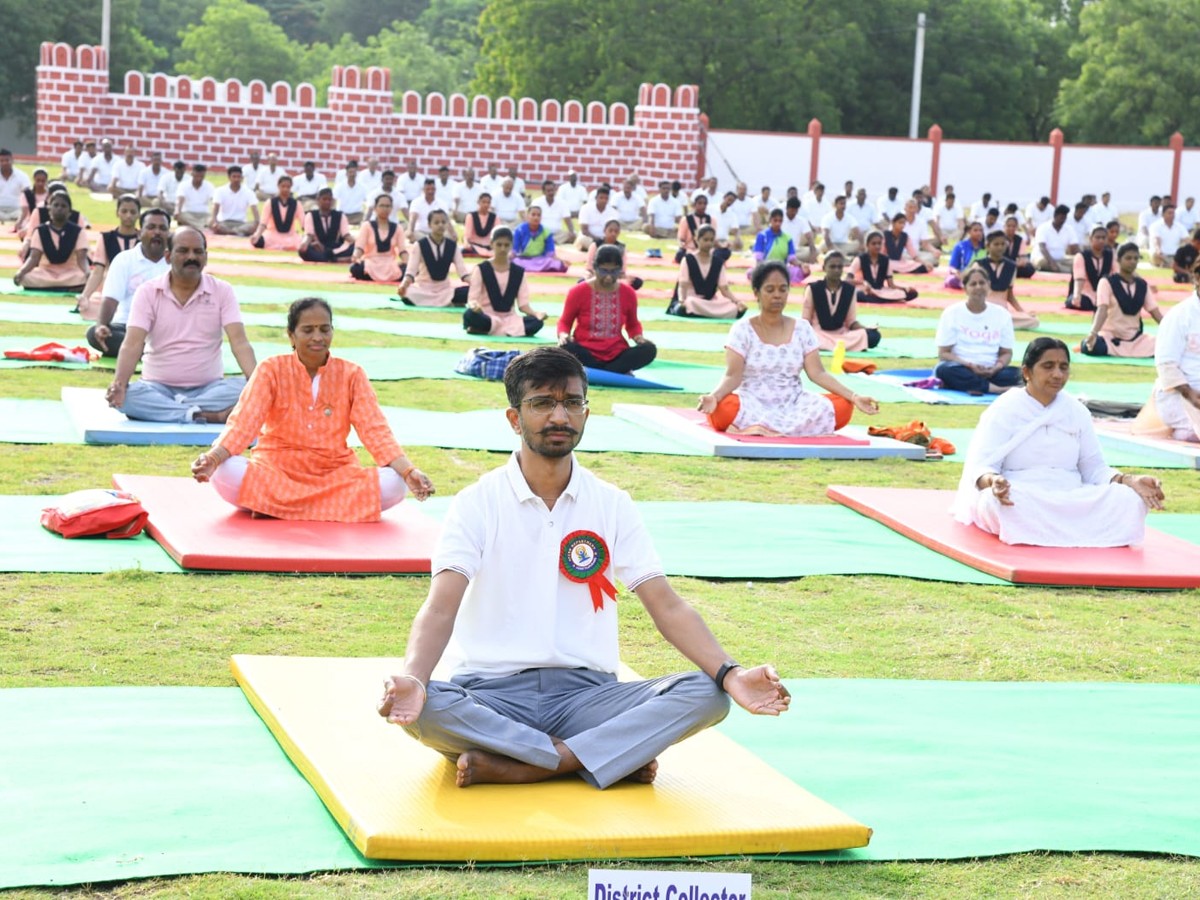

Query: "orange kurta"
<box><xmin>215</xmin><ymin>353</ymin><xmax>403</xmax><ymax>522</ymax></box>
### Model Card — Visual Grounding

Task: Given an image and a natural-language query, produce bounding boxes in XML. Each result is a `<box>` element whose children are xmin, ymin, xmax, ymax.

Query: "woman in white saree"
<box><xmin>954</xmin><ymin>337</ymin><xmax>1165</xmax><ymax>547</ymax></box>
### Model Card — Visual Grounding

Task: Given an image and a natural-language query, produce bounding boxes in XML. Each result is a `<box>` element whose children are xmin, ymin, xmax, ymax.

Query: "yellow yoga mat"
<box><xmin>231</xmin><ymin>655</ymin><xmax>872</xmax><ymax>861</ymax></box>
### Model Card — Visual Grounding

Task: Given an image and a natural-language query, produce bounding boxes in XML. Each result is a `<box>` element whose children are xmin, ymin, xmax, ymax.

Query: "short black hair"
<box><xmin>139</xmin><ymin>207</ymin><xmax>171</xmax><ymax>227</ymax></box>
<box><xmin>594</xmin><ymin>244</ymin><xmax>624</xmax><ymax>268</ymax></box>
<box><xmin>503</xmin><ymin>347</ymin><xmax>587</xmax><ymax>408</ymax></box>
<box><xmin>750</xmin><ymin>260</ymin><xmax>789</xmax><ymax>292</ymax></box>
<box><xmin>287</xmin><ymin>297</ymin><xmax>332</xmax><ymax>333</ymax></box>
<box><xmin>1022</xmin><ymin>336</ymin><xmax>1070</xmax><ymax>371</ymax></box>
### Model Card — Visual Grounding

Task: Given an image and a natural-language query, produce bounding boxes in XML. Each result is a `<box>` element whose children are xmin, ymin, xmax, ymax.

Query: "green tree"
<box><xmin>175</xmin><ymin>0</ymin><xmax>301</xmax><ymax>85</ymax></box>
<box><xmin>0</xmin><ymin>0</ymin><xmax>163</xmax><ymax>134</ymax></box>
<box><xmin>317</xmin><ymin>0</ymin><xmax>429</xmax><ymax>43</ymax></box>
<box><xmin>1056</xmin><ymin>0</ymin><xmax>1200</xmax><ymax>145</ymax></box>
<box><xmin>139</xmin><ymin>0</ymin><xmax>210</xmax><ymax>63</ymax></box>
<box><xmin>256</xmin><ymin>0</ymin><xmax>326</xmax><ymax>45</ymax></box>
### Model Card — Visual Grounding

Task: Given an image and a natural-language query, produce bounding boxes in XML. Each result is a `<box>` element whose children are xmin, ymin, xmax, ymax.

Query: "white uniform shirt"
<box><xmin>434</xmin><ymin>178</ymin><xmax>457</xmax><ymax>213</ymax></box>
<box><xmin>822</xmin><ymin>210</ymin><xmax>856</xmax><ymax>243</ymax></box>
<box><xmin>646</xmin><ymin>194</ymin><xmax>683</xmax><ymax>230</ymax></box>
<box><xmin>801</xmin><ymin>196</ymin><xmax>831</xmax><ymax>226</ymax></box>
<box><xmin>89</xmin><ymin>154</ymin><xmax>116</xmax><ymax>186</ymax></box>
<box><xmin>1088</xmin><ymin>201</ymin><xmax>1117</xmax><ymax>228</ymax></box>
<box><xmin>294</xmin><ymin>171</ymin><xmax>327</xmax><ymax>198</ymax></box>
<box><xmin>847</xmin><ymin>201</ymin><xmax>876</xmax><ymax>232</ymax></box>
<box><xmin>357</xmin><ymin>168</ymin><xmax>383</xmax><ymax>195</ymax></box>
<box><xmin>1156</xmin><ymin>294</ymin><xmax>1200</xmax><ymax>387</ymax></box>
<box><xmin>1138</xmin><ymin>207</ymin><xmax>1161</xmax><ymax>241</ymax></box>
<box><xmin>781</xmin><ymin>211</ymin><xmax>812</xmax><ymax>243</ymax></box>
<box><xmin>479</xmin><ymin>174</ymin><xmax>504</xmax><ymax>198</ymax></box>
<box><xmin>714</xmin><ymin>207</ymin><xmax>738</xmax><ymax>241</ymax></box>
<box><xmin>935</xmin><ymin>301</ymin><xmax>1015</xmax><ymax>367</ymax></box>
<box><xmin>158</xmin><ymin>174</ymin><xmax>186</xmax><ymax>208</ymax></box>
<box><xmin>212</xmin><ymin>184</ymin><xmax>255</xmax><ymax>222</ymax></box>
<box><xmin>492</xmin><ymin>190</ymin><xmax>526</xmax><ymax>221</ymax></box>
<box><xmin>138</xmin><ymin>166</ymin><xmax>166</xmax><ymax>197</ymax></box>
<box><xmin>433</xmin><ymin>453</ymin><xmax>663</xmax><ymax>678</ymax></box>
<box><xmin>0</xmin><ymin>168</ymin><xmax>31</xmax><ymax>211</ymax></box>
<box><xmin>728</xmin><ymin>196</ymin><xmax>755</xmax><ymax>229</ymax></box>
<box><xmin>178</xmin><ymin>180</ymin><xmax>214</xmax><ymax>215</ymax></box>
<box><xmin>60</xmin><ymin>149</ymin><xmax>83</xmax><ymax>179</ymax></box>
<box><xmin>1151</xmin><ymin>219</ymin><xmax>1188</xmax><ymax>256</ymax></box>
<box><xmin>255</xmin><ymin>166</ymin><xmax>287</xmax><ymax>197</ymax></box>
<box><xmin>611</xmin><ymin>192</ymin><xmax>643</xmax><ymax>221</ymax></box>
<box><xmin>876</xmin><ymin>195</ymin><xmax>903</xmax><ymax>223</ymax></box>
<box><xmin>1177</xmin><ymin>205</ymin><xmax>1198</xmax><ymax>234</ymax></box>
<box><xmin>936</xmin><ymin>203</ymin><xmax>963</xmax><ymax>232</ymax></box>
<box><xmin>557</xmin><ymin>181</ymin><xmax>588</xmax><ymax>214</ymax></box>
<box><xmin>101</xmin><ymin>245</ymin><xmax>169</xmax><ymax>326</ymax></box>
<box><xmin>1034</xmin><ymin>220</ymin><xmax>1072</xmax><ymax>260</ymax></box>
<box><xmin>397</xmin><ymin>172</ymin><xmax>425</xmax><ymax>203</ymax></box>
<box><xmin>532</xmin><ymin>196</ymin><xmax>572</xmax><ymax>231</ymax></box>
<box><xmin>333</xmin><ymin>180</ymin><xmax>369</xmax><ymax>217</ymax></box>
<box><xmin>367</xmin><ymin>187</ymin><xmax>402</xmax><ymax>224</ymax></box>
<box><xmin>578</xmin><ymin>200</ymin><xmax>614</xmax><ymax>238</ymax></box>
<box><xmin>110</xmin><ymin>158</ymin><xmax>144</xmax><ymax>191</ymax></box>
<box><xmin>407</xmin><ymin>195</ymin><xmax>439</xmax><ymax>235</ymax></box>
<box><xmin>453</xmin><ymin>180</ymin><xmax>484</xmax><ymax>216</ymax></box>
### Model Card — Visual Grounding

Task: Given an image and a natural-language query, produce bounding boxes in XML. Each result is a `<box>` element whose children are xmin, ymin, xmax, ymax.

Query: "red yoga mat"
<box><xmin>827</xmin><ymin>484</ymin><xmax>1200</xmax><ymax>588</ymax></box>
<box><xmin>112</xmin><ymin>474</ymin><xmax>439</xmax><ymax>573</ymax></box>
<box><xmin>669</xmin><ymin>408</ymin><xmax>869</xmax><ymax>445</ymax></box>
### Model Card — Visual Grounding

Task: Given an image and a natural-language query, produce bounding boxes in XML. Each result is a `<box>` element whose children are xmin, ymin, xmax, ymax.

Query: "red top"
<box><xmin>557</xmin><ymin>282</ymin><xmax>644</xmax><ymax>362</ymax></box>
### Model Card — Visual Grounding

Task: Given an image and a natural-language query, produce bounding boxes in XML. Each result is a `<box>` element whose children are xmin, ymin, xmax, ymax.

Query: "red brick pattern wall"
<box><xmin>36</xmin><ymin>43</ymin><xmax>703</xmax><ymax>188</ymax></box>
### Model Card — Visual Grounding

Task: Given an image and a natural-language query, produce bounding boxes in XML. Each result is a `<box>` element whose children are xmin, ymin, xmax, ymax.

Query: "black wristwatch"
<box><xmin>714</xmin><ymin>660</ymin><xmax>741</xmax><ymax>692</ymax></box>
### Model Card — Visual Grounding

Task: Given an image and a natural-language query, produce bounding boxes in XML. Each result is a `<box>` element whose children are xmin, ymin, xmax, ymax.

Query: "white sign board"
<box><xmin>588</xmin><ymin>868</ymin><xmax>752</xmax><ymax>899</ymax></box>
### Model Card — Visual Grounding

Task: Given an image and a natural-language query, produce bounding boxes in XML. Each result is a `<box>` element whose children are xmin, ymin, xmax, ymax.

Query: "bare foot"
<box><xmin>456</xmin><ymin>750</ymin><xmax>559</xmax><ymax>787</ymax></box>
<box><xmin>195</xmin><ymin>405</ymin><xmax>235</xmax><ymax>424</ymax></box>
<box><xmin>624</xmin><ymin>759</ymin><xmax>658</xmax><ymax>784</ymax></box>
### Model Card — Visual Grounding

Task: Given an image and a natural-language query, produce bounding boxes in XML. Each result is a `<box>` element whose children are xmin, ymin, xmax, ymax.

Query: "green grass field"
<box><xmin>2</xmin><ymin>166</ymin><xmax>1198</xmax><ymax>899</ymax></box>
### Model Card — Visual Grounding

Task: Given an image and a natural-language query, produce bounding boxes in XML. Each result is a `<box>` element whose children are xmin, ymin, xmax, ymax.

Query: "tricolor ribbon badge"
<box><xmin>559</xmin><ymin>530</ymin><xmax>617</xmax><ymax>612</ymax></box>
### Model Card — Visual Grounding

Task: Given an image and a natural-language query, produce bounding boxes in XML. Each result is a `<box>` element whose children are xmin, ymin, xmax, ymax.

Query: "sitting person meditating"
<box><xmin>801</xmin><ymin>251</ymin><xmax>880</xmax><ymax>351</ymax></box>
<box><xmin>1003</xmin><ymin>215</ymin><xmax>1036</xmax><ymax>278</ymax></box>
<box><xmin>76</xmin><ymin>193</ymin><xmax>141</xmax><ymax>314</ymax></box>
<box><xmin>462</xmin><ymin>227</ymin><xmax>546</xmax><ymax>337</ymax></box>
<box><xmin>1147</xmin><ymin>258</ymin><xmax>1200</xmax><ymax>440</ymax></box>
<box><xmin>585</xmin><ymin>220</ymin><xmax>643</xmax><ymax>290</ymax></box>
<box><xmin>1066</xmin><ymin>225</ymin><xmax>1114</xmax><ymax>312</ymax></box>
<box><xmin>191</xmin><ymin>297</ymin><xmax>434</xmax><ymax>521</ymax></box>
<box><xmin>397</xmin><ymin>210</ymin><xmax>470</xmax><ymax>307</ymax></box>
<box><xmin>847</xmin><ymin>230</ymin><xmax>918</xmax><ymax>302</ymax></box>
<box><xmin>979</xmin><ymin>230</ymin><xmax>1039</xmax><ymax>330</ymax></box>
<box><xmin>882</xmin><ymin>213</ymin><xmax>929</xmax><ymax>273</ymax></box>
<box><xmin>752</xmin><ymin>209</ymin><xmax>806</xmax><ymax>284</ymax></box>
<box><xmin>462</xmin><ymin>193</ymin><xmax>497</xmax><ymax>257</ymax></box>
<box><xmin>934</xmin><ymin>264</ymin><xmax>1022</xmax><ymax>395</ymax></box>
<box><xmin>87</xmin><ymin>207</ymin><xmax>170</xmax><ymax>359</ymax></box>
<box><xmin>12</xmin><ymin>191</ymin><xmax>89</xmax><ymax>292</ymax></box>
<box><xmin>249</xmin><ymin>176</ymin><xmax>303</xmax><ymax>252</ymax></box>
<box><xmin>511</xmin><ymin>205</ymin><xmax>568</xmax><ymax>273</ymax></box>
<box><xmin>1083</xmin><ymin>243</ymin><xmax>1161</xmax><ymax>358</ymax></box>
<box><xmin>955</xmin><ymin>337</ymin><xmax>1163</xmax><ymax>547</ymax></box>
<box><xmin>299</xmin><ymin>188</ymin><xmax>354</xmax><ymax>264</ymax></box>
<box><xmin>378</xmin><ymin>347</ymin><xmax>790</xmax><ymax>788</ymax></box>
<box><xmin>350</xmin><ymin>195</ymin><xmax>407</xmax><ymax>282</ymax></box>
<box><xmin>106</xmin><ymin>227</ymin><xmax>256</xmax><ymax>423</ymax></box>
<box><xmin>558</xmin><ymin>245</ymin><xmax>656</xmax><ymax>374</ymax></box>
<box><xmin>944</xmin><ymin>221</ymin><xmax>987</xmax><ymax>289</ymax></box>
<box><xmin>697</xmin><ymin>260</ymin><xmax>879</xmax><ymax>435</ymax></box>
<box><xmin>675</xmin><ymin>192</ymin><xmax>712</xmax><ymax>258</ymax></box>
<box><xmin>668</xmin><ymin>224</ymin><xmax>745</xmax><ymax>319</ymax></box>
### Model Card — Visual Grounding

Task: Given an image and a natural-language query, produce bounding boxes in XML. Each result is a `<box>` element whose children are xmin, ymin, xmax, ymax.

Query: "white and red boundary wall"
<box><xmin>706</xmin><ymin>121</ymin><xmax>1200</xmax><ymax>216</ymax></box>
<box><xmin>35</xmin><ymin>43</ymin><xmax>703</xmax><ymax>188</ymax></box>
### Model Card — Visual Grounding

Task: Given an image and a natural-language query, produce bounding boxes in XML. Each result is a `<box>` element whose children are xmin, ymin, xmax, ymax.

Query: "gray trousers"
<box><xmin>405</xmin><ymin>667</ymin><xmax>730</xmax><ymax>789</ymax></box>
<box><xmin>119</xmin><ymin>377</ymin><xmax>246</xmax><ymax>423</ymax></box>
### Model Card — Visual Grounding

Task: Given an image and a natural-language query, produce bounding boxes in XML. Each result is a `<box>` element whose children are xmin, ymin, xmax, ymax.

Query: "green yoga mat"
<box><xmin>1146</xmin><ymin>512</ymin><xmax>1200</xmax><ymax>542</ymax></box>
<box><xmin>863</xmin><ymin>313</ymin><xmax>1157</xmax><ymax>339</ymax></box>
<box><xmin>3</xmin><ymin>680</ymin><xmax>1196</xmax><ymax>888</ymax></box>
<box><xmin>854</xmin><ymin>335</ymin><xmax>1158</xmax><ymax>365</ymax></box>
<box><xmin>934</xmin><ymin>426</ymin><xmax>1193</xmax><ymax>469</ymax></box>
<box><xmin>0</xmin><ymin>496</ymin><xmax>181</xmax><ymax>572</ymax></box>
<box><xmin>720</xmin><ymin>679</ymin><xmax>1200</xmax><ymax>860</ymax></box>
<box><xmin>0</xmin><ymin>399</ymin><xmax>81</xmax><ymax>443</ymax></box>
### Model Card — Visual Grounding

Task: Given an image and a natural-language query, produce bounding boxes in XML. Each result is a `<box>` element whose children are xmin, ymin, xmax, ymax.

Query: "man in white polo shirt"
<box><xmin>531</xmin><ymin>180</ymin><xmax>574</xmax><ymax>245</ymax></box>
<box><xmin>575</xmin><ymin>186</ymin><xmax>613</xmax><ymax>250</ymax></box>
<box><xmin>138</xmin><ymin>152</ymin><xmax>168</xmax><ymax>205</ymax></box>
<box><xmin>557</xmin><ymin>171</ymin><xmax>588</xmax><ymax>218</ymax></box>
<box><xmin>1151</xmin><ymin>204</ymin><xmax>1189</xmax><ymax>268</ymax></box>
<box><xmin>81</xmin><ymin>139</ymin><xmax>116</xmax><ymax>192</ymax></box>
<box><xmin>175</xmin><ymin>164</ymin><xmax>214</xmax><ymax>231</ymax></box>
<box><xmin>209</xmin><ymin>166</ymin><xmax>260</xmax><ymax>236</ymax></box>
<box><xmin>611</xmin><ymin>180</ymin><xmax>644</xmax><ymax>230</ymax></box>
<box><xmin>87</xmin><ymin>207</ymin><xmax>171</xmax><ymax>358</ymax></box>
<box><xmin>934</xmin><ymin>191</ymin><xmax>965</xmax><ymax>246</ymax></box>
<box><xmin>491</xmin><ymin>178</ymin><xmax>526</xmax><ymax>227</ymax></box>
<box><xmin>1033</xmin><ymin>204</ymin><xmax>1079</xmax><ymax>273</ymax></box>
<box><xmin>333</xmin><ymin>161</ymin><xmax>368</xmax><ymax>226</ymax></box>
<box><xmin>294</xmin><ymin>161</ymin><xmax>327</xmax><ymax>212</ymax></box>
<box><xmin>398</xmin><ymin>160</ymin><xmax>425</xmax><ymax>204</ymax></box>
<box><xmin>380</xmin><ymin>346</ymin><xmax>790</xmax><ymax>789</ymax></box>
<box><xmin>60</xmin><ymin>140</ymin><xmax>85</xmax><ymax>183</ymax></box>
<box><xmin>109</xmin><ymin>146</ymin><xmax>145</xmax><ymax>200</ymax></box>
<box><xmin>0</xmin><ymin>148</ymin><xmax>31</xmax><ymax>222</ymax></box>
<box><xmin>822</xmin><ymin>194</ymin><xmax>862</xmax><ymax>257</ymax></box>
<box><xmin>644</xmin><ymin>180</ymin><xmax>683</xmax><ymax>239</ymax></box>
<box><xmin>452</xmin><ymin>168</ymin><xmax>484</xmax><ymax>223</ymax></box>
<box><xmin>253</xmin><ymin>152</ymin><xmax>287</xmax><ymax>202</ymax></box>
<box><xmin>407</xmin><ymin>178</ymin><xmax>442</xmax><ymax>240</ymax></box>
<box><xmin>106</xmin><ymin>226</ymin><xmax>256</xmax><ymax>423</ymax></box>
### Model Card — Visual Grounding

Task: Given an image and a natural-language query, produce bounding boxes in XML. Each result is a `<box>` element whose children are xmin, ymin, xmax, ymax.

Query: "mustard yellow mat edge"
<box><xmin>230</xmin><ymin>654</ymin><xmax>871</xmax><ymax>861</ymax></box>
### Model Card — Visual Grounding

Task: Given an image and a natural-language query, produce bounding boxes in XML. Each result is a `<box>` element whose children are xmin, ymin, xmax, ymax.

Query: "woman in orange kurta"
<box><xmin>191</xmin><ymin>297</ymin><xmax>434</xmax><ymax>522</ymax></box>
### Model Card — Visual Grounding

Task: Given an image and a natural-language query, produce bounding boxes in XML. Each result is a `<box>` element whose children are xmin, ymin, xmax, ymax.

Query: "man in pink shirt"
<box><xmin>106</xmin><ymin>227</ymin><xmax>257</xmax><ymax>423</ymax></box>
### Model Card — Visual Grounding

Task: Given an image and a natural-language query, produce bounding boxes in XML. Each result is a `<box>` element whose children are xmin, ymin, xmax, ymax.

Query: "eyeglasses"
<box><xmin>595</xmin><ymin>266</ymin><xmax>622</xmax><ymax>278</ymax></box>
<box><xmin>521</xmin><ymin>397</ymin><xmax>588</xmax><ymax>415</ymax></box>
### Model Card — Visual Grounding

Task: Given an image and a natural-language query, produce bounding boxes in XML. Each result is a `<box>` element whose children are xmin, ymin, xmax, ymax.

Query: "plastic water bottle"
<box><xmin>831</xmin><ymin>339</ymin><xmax>846</xmax><ymax>374</ymax></box>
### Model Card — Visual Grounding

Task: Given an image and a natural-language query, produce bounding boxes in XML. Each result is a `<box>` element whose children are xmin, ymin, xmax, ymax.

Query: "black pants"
<box><xmin>86</xmin><ymin>323</ymin><xmax>125</xmax><ymax>359</ymax></box>
<box><xmin>299</xmin><ymin>244</ymin><xmax>353</xmax><ymax>264</ymax></box>
<box><xmin>562</xmin><ymin>340</ymin><xmax>657</xmax><ymax>374</ymax></box>
<box><xmin>1080</xmin><ymin>335</ymin><xmax>1109</xmax><ymax>356</ymax></box>
<box><xmin>864</xmin><ymin>327</ymin><xmax>881</xmax><ymax>349</ymax></box>
<box><xmin>462</xmin><ymin>308</ymin><xmax>544</xmax><ymax>336</ymax></box>
<box><xmin>935</xmin><ymin>361</ymin><xmax>1022</xmax><ymax>394</ymax></box>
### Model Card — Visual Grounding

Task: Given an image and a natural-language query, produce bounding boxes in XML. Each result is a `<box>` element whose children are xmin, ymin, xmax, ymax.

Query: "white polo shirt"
<box><xmin>611</xmin><ymin>192</ymin><xmax>643</xmax><ymax>222</ymax></box>
<box><xmin>728</xmin><ymin>196</ymin><xmax>755</xmax><ymax>228</ymax></box>
<box><xmin>557</xmin><ymin>181</ymin><xmax>588</xmax><ymax>214</ymax></box>
<box><xmin>434</xmin><ymin>178</ymin><xmax>457</xmax><ymax>212</ymax></box>
<box><xmin>847</xmin><ymin>201</ymin><xmax>875</xmax><ymax>232</ymax></box>
<box><xmin>61</xmin><ymin>149</ymin><xmax>83</xmax><ymax>179</ymax></box>
<box><xmin>433</xmin><ymin>452</ymin><xmax>663</xmax><ymax>678</ymax></box>
<box><xmin>178</xmin><ymin>180</ymin><xmax>214</xmax><ymax>215</ymax></box>
<box><xmin>1025</xmin><ymin>202</ymin><xmax>1053</xmax><ymax>229</ymax></box>
<box><xmin>491</xmin><ymin>190</ymin><xmax>525</xmax><ymax>221</ymax></box>
<box><xmin>101</xmin><ymin>245</ymin><xmax>169</xmax><ymax>326</ymax></box>
<box><xmin>138</xmin><ymin>166</ymin><xmax>166</xmax><ymax>197</ymax></box>
<box><xmin>333</xmin><ymin>179</ymin><xmax>369</xmax><ymax>217</ymax></box>
<box><xmin>578</xmin><ymin>200</ymin><xmax>615</xmax><ymax>238</ymax></box>
<box><xmin>255</xmin><ymin>166</ymin><xmax>287</xmax><ymax>197</ymax></box>
<box><xmin>407</xmin><ymin>195</ymin><xmax>440</xmax><ymax>235</ymax></box>
<box><xmin>89</xmin><ymin>154</ymin><xmax>116</xmax><ymax>185</ymax></box>
<box><xmin>646</xmin><ymin>194</ymin><xmax>683</xmax><ymax>230</ymax></box>
<box><xmin>212</xmin><ymin>184</ymin><xmax>255</xmax><ymax>222</ymax></box>
<box><xmin>158</xmin><ymin>174</ymin><xmax>186</xmax><ymax>207</ymax></box>
<box><xmin>0</xmin><ymin>168</ymin><xmax>31</xmax><ymax>211</ymax></box>
<box><xmin>111</xmin><ymin>158</ymin><xmax>144</xmax><ymax>192</ymax></box>
<box><xmin>1034</xmin><ymin>220</ymin><xmax>1072</xmax><ymax>260</ymax></box>
<box><xmin>936</xmin><ymin>203</ymin><xmax>963</xmax><ymax>232</ymax></box>
<box><xmin>453</xmin><ymin>180</ymin><xmax>484</xmax><ymax>216</ymax></box>
<box><xmin>532</xmin><ymin>196</ymin><xmax>572</xmax><ymax>230</ymax></box>
<box><xmin>294</xmin><ymin>171</ymin><xmax>327</xmax><ymax>198</ymax></box>
<box><xmin>781</xmin><ymin>210</ymin><xmax>812</xmax><ymax>243</ymax></box>
<box><xmin>397</xmin><ymin>172</ymin><xmax>425</xmax><ymax>203</ymax></box>
<box><xmin>822</xmin><ymin>210</ymin><xmax>856</xmax><ymax>243</ymax></box>
<box><xmin>1151</xmin><ymin>219</ymin><xmax>1188</xmax><ymax>256</ymax></box>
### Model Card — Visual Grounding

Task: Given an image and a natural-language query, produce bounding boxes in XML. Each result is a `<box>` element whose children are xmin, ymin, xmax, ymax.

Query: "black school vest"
<box><xmin>981</xmin><ymin>257</ymin><xmax>1016</xmax><ymax>292</ymax></box>
<box><xmin>684</xmin><ymin>253</ymin><xmax>725</xmax><ymax>299</ymax></box>
<box><xmin>102</xmin><ymin>229</ymin><xmax>138</xmax><ymax>264</ymax></box>
<box><xmin>1004</xmin><ymin>234</ymin><xmax>1024</xmax><ymax>261</ymax></box>
<box><xmin>371</xmin><ymin>220</ymin><xmax>398</xmax><ymax>253</ymax></box>
<box><xmin>857</xmin><ymin>253</ymin><xmax>890</xmax><ymax>289</ymax></box>
<box><xmin>470</xmin><ymin>211</ymin><xmax>496</xmax><ymax>239</ymax></box>
<box><xmin>37</xmin><ymin>222</ymin><xmax>82</xmax><ymax>265</ymax></box>
<box><xmin>683</xmin><ymin>212</ymin><xmax>711</xmax><ymax>241</ymax></box>
<box><xmin>419</xmin><ymin>237</ymin><xmax>457</xmax><ymax>281</ymax></box>
<box><xmin>883</xmin><ymin>230</ymin><xmax>908</xmax><ymax>261</ymax></box>
<box><xmin>1081</xmin><ymin>249</ymin><xmax>1114</xmax><ymax>292</ymax></box>
<box><xmin>1106</xmin><ymin>274</ymin><xmax>1148</xmax><ymax>317</ymax></box>
<box><xmin>270</xmin><ymin>197</ymin><xmax>298</xmax><ymax>233</ymax></box>
<box><xmin>810</xmin><ymin>280</ymin><xmax>855</xmax><ymax>331</ymax></box>
<box><xmin>312</xmin><ymin>210</ymin><xmax>344</xmax><ymax>246</ymax></box>
<box><xmin>478</xmin><ymin>261</ymin><xmax>524</xmax><ymax>312</ymax></box>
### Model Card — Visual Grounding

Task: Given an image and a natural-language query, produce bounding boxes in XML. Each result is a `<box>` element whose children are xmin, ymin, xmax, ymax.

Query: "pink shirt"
<box><xmin>127</xmin><ymin>271</ymin><xmax>243</xmax><ymax>387</ymax></box>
